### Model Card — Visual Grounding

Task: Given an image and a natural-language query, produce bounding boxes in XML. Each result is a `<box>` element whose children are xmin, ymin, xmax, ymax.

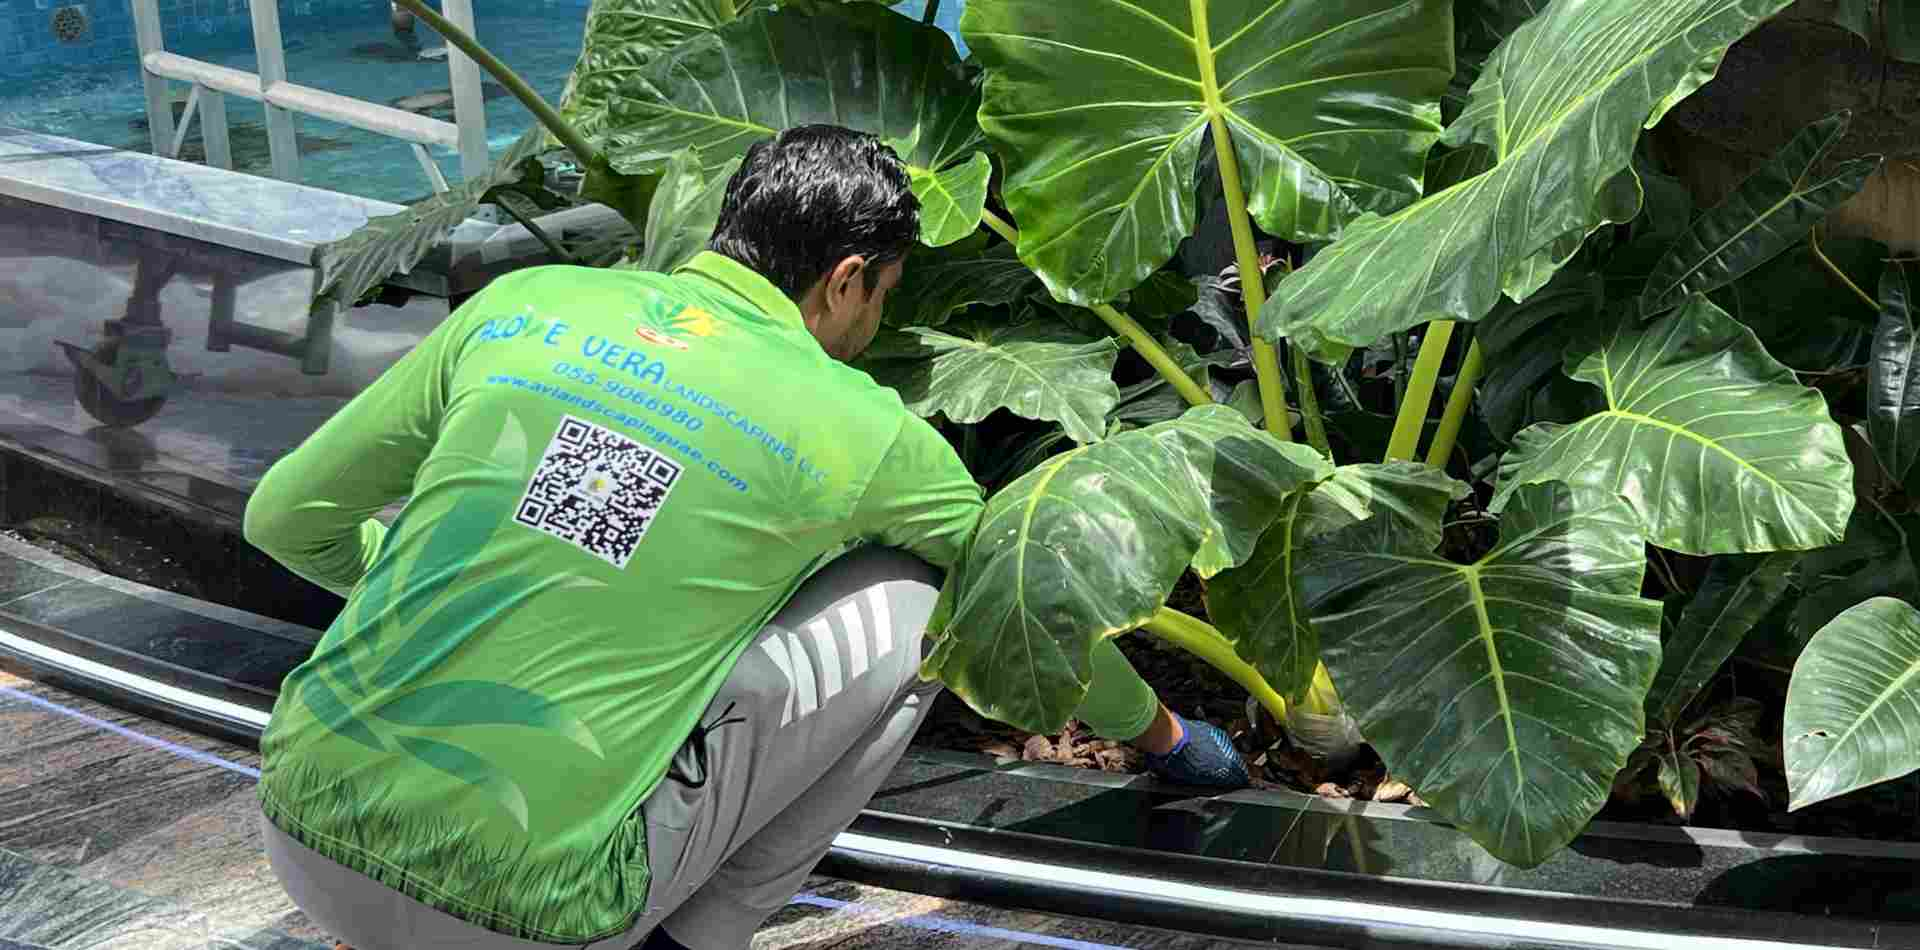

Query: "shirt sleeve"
<box><xmin>850</xmin><ymin>414</ymin><xmax>984</xmax><ymax>571</ymax></box>
<box><xmin>241</xmin><ymin>294</ymin><xmax>478</xmax><ymax>598</ymax></box>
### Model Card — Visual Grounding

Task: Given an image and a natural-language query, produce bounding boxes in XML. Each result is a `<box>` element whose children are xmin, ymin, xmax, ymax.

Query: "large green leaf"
<box><xmin>925</xmin><ymin>406</ymin><xmax>1331</xmax><ymax>732</ymax></box>
<box><xmin>1646</xmin><ymin>553</ymin><xmax>1799</xmax><ymax>727</ymax></box>
<box><xmin>1831</xmin><ymin>0</ymin><xmax>1920</xmax><ymax>63</ymax></box>
<box><xmin>1263</xmin><ymin>0</ymin><xmax>1797</xmax><ymax>360</ymax></box>
<box><xmin>311</xmin><ymin>129</ymin><xmax>549</xmax><ymax>316</ymax></box>
<box><xmin>1640</xmin><ymin>113</ymin><xmax>1881</xmax><ymax>315</ymax></box>
<box><xmin>599</xmin><ymin>4</ymin><xmax>987</xmax><ymax>247</ymax></box>
<box><xmin>1208</xmin><ymin>463</ymin><xmax>1464</xmax><ymax>700</ymax></box>
<box><xmin>883</xmin><ymin>240</ymin><xmax>1039</xmax><ymax>328</ymax></box>
<box><xmin>960</xmin><ymin>0</ymin><xmax>1453</xmax><ymax>305</ymax></box>
<box><xmin>1495</xmin><ymin>296</ymin><xmax>1854</xmax><ymax>556</ymax></box>
<box><xmin>559</xmin><ymin>0</ymin><xmax>773</xmax><ymax>142</ymax></box>
<box><xmin>1870</xmin><ymin>261</ymin><xmax>1920</xmax><ymax>482</ymax></box>
<box><xmin>1303</xmin><ymin>481</ymin><xmax>1664</xmax><ymax>867</ymax></box>
<box><xmin>631</xmin><ymin>149</ymin><xmax>742</xmax><ymax>273</ymax></box>
<box><xmin>1784</xmin><ymin>597</ymin><xmax>1920</xmax><ymax>810</ymax></box>
<box><xmin>859</xmin><ymin>321</ymin><xmax>1122</xmax><ymax>444</ymax></box>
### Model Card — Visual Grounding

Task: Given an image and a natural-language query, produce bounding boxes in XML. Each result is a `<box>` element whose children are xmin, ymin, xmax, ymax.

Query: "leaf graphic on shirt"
<box><xmin>299</xmin><ymin>673</ymin><xmax>386</xmax><ymax>753</ymax></box>
<box><xmin>397</xmin><ymin>735</ymin><xmax>531</xmax><ymax>831</ymax></box>
<box><xmin>373</xmin><ymin>681</ymin><xmax>604</xmax><ymax>759</ymax></box>
<box><xmin>490</xmin><ymin>410</ymin><xmax>529</xmax><ymax>474</ymax></box>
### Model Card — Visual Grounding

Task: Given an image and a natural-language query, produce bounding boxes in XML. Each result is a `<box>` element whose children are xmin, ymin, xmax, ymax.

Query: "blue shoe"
<box><xmin>1145</xmin><ymin>715</ymin><xmax>1251</xmax><ymax>789</ymax></box>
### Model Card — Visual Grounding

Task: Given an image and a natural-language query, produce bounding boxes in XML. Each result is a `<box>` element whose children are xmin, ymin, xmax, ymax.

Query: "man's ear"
<box><xmin>826</xmin><ymin>255</ymin><xmax>870</xmax><ymax>307</ymax></box>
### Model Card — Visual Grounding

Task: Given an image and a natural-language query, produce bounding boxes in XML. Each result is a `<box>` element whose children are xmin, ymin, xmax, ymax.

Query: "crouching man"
<box><xmin>244</xmin><ymin>125</ymin><xmax>1247</xmax><ymax>950</ymax></box>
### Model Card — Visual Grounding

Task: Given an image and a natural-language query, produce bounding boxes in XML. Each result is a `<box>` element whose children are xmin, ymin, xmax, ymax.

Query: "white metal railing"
<box><xmin>128</xmin><ymin>0</ymin><xmax>490</xmax><ymax>194</ymax></box>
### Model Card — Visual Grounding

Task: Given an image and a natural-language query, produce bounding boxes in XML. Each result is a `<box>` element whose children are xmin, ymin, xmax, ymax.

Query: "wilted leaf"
<box><xmin>925</xmin><ymin>406</ymin><xmax>1331</xmax><ymax>733</ymax></box>
<box><xmin>599</xmin><ymin>4</ymin><xmax>987</xmax><ymax>247</ymax></box>
<box><xmin>373</xmin><ymin>681</ymin><xmax>604</xmax><ymax>758</ymax></box>
<box><xmin>1264</xmin><ymin>0</ymin><xmax>1797</xmax><ymax>361</ymax></box>
<box><xmin>1870</xmin><ymin>261</ymin><xmax>1920</xmax><ymax>482</ymax></box>
<box><xmin>1640</xmin><ymin>112</ymin><xmax>1881</xmax><ymax>315</ymax></box>
<box><xmin>962</xmin><ymin>0</ymin><xmax>1452</xmax><ymax>305</ymax></box>
<box><xmin>883</xmin><ymin>241</ymin><xmax>1039</xmax><ymax>328</ymax></box>
<box><xmin>1656</xmin><ymin>745</ymin><xmax>1701</xmax><ymax>819</ymax></box>
<box><xmin>1303</xmin><ymin>481</ymin><xmax>1664</xmax><ymax>867</ymax></box>
<box><xmin>1647</xmin><ymin>553</ymin><xmax>1799</xmax><ymax>727</ymax></box>
<box><xmin>1496</xmin><ymin>296</ymin><xmax>1854</xmax><ymax>556</ymax></box>
<box><xmin>632</xmin><ymin>149</ymin><xmax>741</xmax><ymax>273</ymax></box>
<box><xmin>311</xmin><ymin>129</ymin><xmax>549</xmax><ymax>316</ymax></box>
<box><xmin>1209</xmin><ymin>463</ymin><xmax>1465</xmax><ymax>700</ymax></box>
<box><xmin>860</xmin><ymin>321</ymin><xmax>1122</xmax><ymax>444</ymax></box>
<box><xmin>1785</xmin><ymin>597</ymin><xmax>1920</xmax><ymax>809</ymax></box>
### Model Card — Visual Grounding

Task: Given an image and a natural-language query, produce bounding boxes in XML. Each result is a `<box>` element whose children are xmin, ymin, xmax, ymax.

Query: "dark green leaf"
<box><xmin>1111</xmin><ymin>339</ymin><xmax>1230</xmax><ymax>427</ymax></box>
<box><xmin>1830</xmin><ymin>0</ymin><xmax>1920</xmax><ymax>63</ymax></box>
<box><xmin>1631</xmin><ymin>146</ymin><xmax>1694</xmax><ymax>246</ymax></box>
<box><xmin>373</xmin><ymin>681</ymin><xmax>604</xmax><ymax>758</ymax></box>
<box><xmin>600</xmin><ymin>5</ymin><xmax>986</xmax><ymax>247</ymax></box>
<box><xmin>1870</xmin><ymin>261</ymin><xmax>1920</xmax><ymax>481</ymax></box>
<box><xmin>1475</xmin><ymin>268</ymin><xmax>1607</xmax><ymax>442</ymax></box>
<box><xmin>859</xmin><ymin>321</ymin><xmax>1122</xmax><ymax>444</ymax></box>
<box><xmin>395</xmin><ymin>735</ymin><xmax>531</xmax><ymax>831</ymax></box>
<box><xmin>962</xmin><ymin>0</ymin><xmax>1453</xmax><ymax>305</ymax></box>
<box><xmin>1209</xmin><ymin>463</ymin><xmax>1464</xmax><ymax>700</ymax></box>
<box><xmin>1496</xmin><ymin>296</ymin><xmax>1854</xmax><ymax>555</ymax></box>
<box><xmin>925</xmin><ymin>406</ymin><xmax>1331</xmax><ymax>733</ymax></box>
<box><xmin>1264</xmin><ymin>0</ymin><xmax>1798</xmax><ymax>361</ymax></box>
<box><xmin>1785</xmin><ymin>597</ymin><xmax>1920</xmax><ymax>809</ymax></box>
<box><xmin>1304</xmin><ymin>481</ymin><xmax>1664</xmax><ymax>868</ymax></box>
<box><xmin>1641</xmin><ymin>113</ymin><xmax>1881</xmax><ymax>314</ymax></box>
<box><xmin>311</xmin><ymin>129</ymin><xmax>548</xmax><ymax>315</ymax></box>
<box><xmin>883</xmin><ymin>241</ymin><xmax>1039</xmax><ymax>328</ymax></box>
<box><xmin>1794</xmin><ymin>509</ymin><xmax>1920</xmax><ymax>637</ymax></box>
<box><xmin>1713</xmin><ymin>237</ymin><xmax>1884</xmax><ymax>372</ymax></box>
<box><xmin>1125</xmin><ymin>272</ymin><xmax>1202</xmax><ymax>322</ymax></box>
<box><xmin>1647</xmin><ymin>553</ymin><xmax>1799</xmax><ymax>727</ymax></box>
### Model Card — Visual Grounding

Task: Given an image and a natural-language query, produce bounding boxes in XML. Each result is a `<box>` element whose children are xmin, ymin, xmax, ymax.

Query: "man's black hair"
<box><xmin>707</xmin><ymin>125</ymin><xmax>921</xmax><ymax>300</ymax></box>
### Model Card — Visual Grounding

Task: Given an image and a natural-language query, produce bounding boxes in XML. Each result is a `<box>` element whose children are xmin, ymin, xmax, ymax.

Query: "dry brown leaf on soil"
<box><xmin>1374</xmin><ymin>779</ymin><xmax>1414</xmax><ymax>803</ymax></box>
<box><xmin>1022</xmin><ymin>735</ymin><xmax>1058</xmax><ymax>762</ymax></box>
<box><xmin>1315</xmin><ymin>782</ymin><xmax>1352</xmax><ymax>800</ymax></box>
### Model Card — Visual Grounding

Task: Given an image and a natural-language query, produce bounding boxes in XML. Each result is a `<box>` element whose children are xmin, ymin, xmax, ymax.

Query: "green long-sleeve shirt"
<box><xmin>246</xmin><ymin>252</ymin><xmax>983</xmax><ymax>943</ymax></box>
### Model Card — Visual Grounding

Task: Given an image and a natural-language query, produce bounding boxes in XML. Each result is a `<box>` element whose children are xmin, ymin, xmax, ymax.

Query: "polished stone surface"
<box><xmin>0</xmin><ymin>672</ymin><xmax>1264</xmax><ymax>950</ymax></box>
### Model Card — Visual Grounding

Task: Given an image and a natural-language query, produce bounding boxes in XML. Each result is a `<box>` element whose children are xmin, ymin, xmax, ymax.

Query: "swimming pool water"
<box><xmin>0</xmin><ymin>1</ymin><xmax>968</xmax><ymax>205</ymax></box>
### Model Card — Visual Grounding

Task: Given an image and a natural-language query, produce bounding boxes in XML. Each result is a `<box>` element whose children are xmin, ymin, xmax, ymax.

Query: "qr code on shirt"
<box><xmin>514</xmin><ymin>416</ymin><xmax>683</xmax><ymax>568</ymax></box>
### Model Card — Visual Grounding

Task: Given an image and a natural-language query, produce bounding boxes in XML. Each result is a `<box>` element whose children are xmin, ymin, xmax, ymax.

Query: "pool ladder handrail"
<box><xmin>126</xmin><ymin>0</ymin><xmax>489</xmax><ymax>197</ymax></box>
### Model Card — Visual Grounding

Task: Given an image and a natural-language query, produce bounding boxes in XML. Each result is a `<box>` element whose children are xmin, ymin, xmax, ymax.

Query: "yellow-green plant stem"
<box><xmin>1811</xmin><ymin>225</ymin><xmax>1881</xmax><ymax>311</ymax></box>
<box><xmin>1142</xmin><ymin>608</ymin><xmax>1287</xmax><ymax>725</ymax></box>
<box><xmin>979</xmin><ymin>208</ymin><xmax>1211</xmax><ymax>407</ymax></box>
<box><xmin>391</xmin><ymin>0</ymin><xmax>598</xmax><ymax>171</ymax></box>
<box><xmin>1189</xmin><ymin>0</ymin><xmax>1292</xmax><ymax>441</ymax></box>
<box><xmin>1424</xmin><ymin>338</ymin><xmax>1484</xmax><ymax>469</ymax></box>
<box><xmin>1384</xmin><ymin>321</ymin><xmax>1457</xmax><ymax>462</ymax></box>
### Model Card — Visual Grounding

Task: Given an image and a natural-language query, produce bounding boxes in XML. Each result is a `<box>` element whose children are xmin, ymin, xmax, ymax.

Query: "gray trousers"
<box><xmin>263</xmin><ymin>547</ymin><xmax>944</xmax><ymax>949</ymax></box>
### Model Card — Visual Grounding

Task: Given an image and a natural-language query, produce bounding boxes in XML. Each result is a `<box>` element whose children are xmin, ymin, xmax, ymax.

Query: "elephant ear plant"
<box><xmin>311</xmin><ymin>0</ymin><xmax>1920</xmax><ymax>868</ymax></box>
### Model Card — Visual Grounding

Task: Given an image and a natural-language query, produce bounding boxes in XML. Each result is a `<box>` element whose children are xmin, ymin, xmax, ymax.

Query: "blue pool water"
<box><xmin>0</xmin><ymin>1</ymin><xmax>968</xmax><ymax>205</ymax></box>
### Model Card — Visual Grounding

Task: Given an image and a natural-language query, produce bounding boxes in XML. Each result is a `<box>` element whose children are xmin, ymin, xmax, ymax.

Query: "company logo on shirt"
<box><xmin>634</xmin><ymin>297</ymin><xmax>722</xmax><ymax>351</ymax></box>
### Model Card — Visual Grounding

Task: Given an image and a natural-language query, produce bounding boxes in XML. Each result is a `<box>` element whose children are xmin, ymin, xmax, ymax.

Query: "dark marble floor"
<box><xmin>0</xmin><ymin>671</ymin><xmax>1275</xmax><ymax>950</ymax></box>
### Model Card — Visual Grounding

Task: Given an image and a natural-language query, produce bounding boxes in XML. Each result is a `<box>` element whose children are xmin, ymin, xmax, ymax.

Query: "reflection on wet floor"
<box><xmin>0</xmin><ymin>672</ymin><xmax>1275</xmax><ymax>950</ymax></box>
